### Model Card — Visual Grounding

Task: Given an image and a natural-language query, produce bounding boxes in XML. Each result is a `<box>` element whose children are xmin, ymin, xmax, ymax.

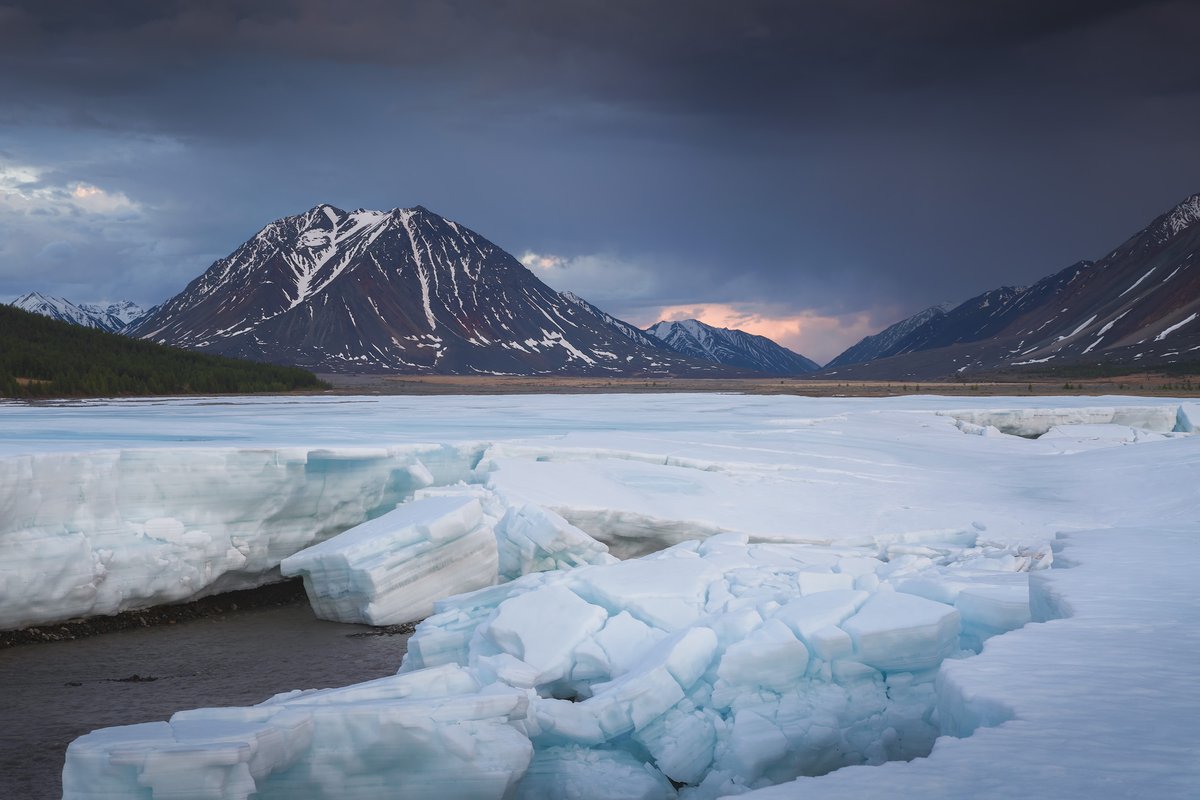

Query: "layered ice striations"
<box><xmin>280</xmin><ymin>495</ymin><xmax>500</xmax><ymax>626</ymax></box>
<box><xmin>0</xmin><ymin>444</ymin><xmax>482</xmax><ymax>630</ymax></box>
<box><xmin>280</xmin><ymin>492</ymin><xmax>615</xmax><ymax>626</ymax></box>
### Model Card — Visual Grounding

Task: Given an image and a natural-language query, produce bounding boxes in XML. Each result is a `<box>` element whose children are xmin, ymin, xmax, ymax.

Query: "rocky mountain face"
<box><xmin>824</xmin><ymin>304</ymin><xmax>950</xmax><ymax>369</ymax></box>
<box><xmin>823</xmin><ymin>194</ymin><xmax>1200</xmax><ymax>378</ymax></box>
<box><xmin>128</xmin><ymin>205</ymin><xmax>723</xmax><ymax>376</ymax></box>
<box><xmin>645</xmin><ymin>318</ymin><xmax>819</xmax><ymax>374</ymax></box>
<box><xmin>10</xmin><ymin>292</ymin><xmax>146</xmax><ymax>333</ymax></box>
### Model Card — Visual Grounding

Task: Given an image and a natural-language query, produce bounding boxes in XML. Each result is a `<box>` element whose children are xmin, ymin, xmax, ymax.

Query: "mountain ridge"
<box><xmin>645</xmin><ymin>318</ymin><xmax>819</xmax><ymax>374</ymax></box>
<box><xmin>11</xmin><ymin>292</ymin><xmax>147</xmax><ymax>333</ymax></box>
<box><xmin>823</xmin><ymin>193</ymin><xmax>1200</xmax><ymax>378</ymax></box>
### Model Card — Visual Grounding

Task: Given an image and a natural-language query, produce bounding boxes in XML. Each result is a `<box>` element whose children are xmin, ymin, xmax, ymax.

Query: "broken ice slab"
<box><xmin>942</xmin><ymin>405</ymin><xmax>1181</xmax><ymax>437</ymax></box>
<box><xmin>512</xmin><ymin>745</ymin><xmax>676</xmax><ymax>800</ymax></box>
<box><xmin>280</xmin><ymin>495</ymin><xmax>499</xmax><ymax>625</ymax></box>
<box><xmin>841</xmin><ymin>591</ymin><xmax>961</xmax><ymax>672</ymax></box>
<box><xmin>495</xmin><ymin>503</ymin><xmax>617</xmax><ymax>579</ymax></box>
<box><xmin>1176</xmin><ymin>402</ymin><xmax>1199</xmax><ymax>432</ymax></box>
<box><xmin>63</xmin><ymin>666</ymin><xmax>533</xmax><ymax>800</ymax></box>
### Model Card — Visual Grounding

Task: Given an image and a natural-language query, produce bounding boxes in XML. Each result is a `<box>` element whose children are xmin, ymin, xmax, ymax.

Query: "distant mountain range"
<box><xmin>645</xmin><ymin>318</ymin><xmax>819</xmax><ymax>374</ymax></box>
<box><xmin>823</xmin><ymin>194</ymin><xmax>1200</xmax><ymax>378</ymax></box>
<box><xmin>125</xmin><ymin>204</ymin><xmax>819</xmax><ymax>376</ymax></box>
<box><xmin>14</xmin><ymin>194</ymin><xmax>1198</xmax><ymax>380</ymax></box>
<box><xmin>109</xmin><ymin>204</ymin><xmax>822</xmax><ymax>376</ymax></box>
<box><xmin>10</xmin><ymin>292</ymin><xmax>148</xmax><ymax>333</ymax></box>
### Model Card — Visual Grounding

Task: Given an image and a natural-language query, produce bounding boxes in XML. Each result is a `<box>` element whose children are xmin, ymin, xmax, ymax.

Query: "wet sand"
<box><xmin>0</xmin><ymin>603</ymin><xmax>410</xmax><ymax>800</ymax></box>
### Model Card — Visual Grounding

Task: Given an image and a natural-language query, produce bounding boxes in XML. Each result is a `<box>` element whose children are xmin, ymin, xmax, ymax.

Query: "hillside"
<box><xmin>0</xmin><ymin>304</ymin><xmax>327</xmax><ymax>397</ymax></box>
<box><xmin>822</xmin><ymin>194</ymin><xmax>1200</xmax><ymax>379</ymax></box>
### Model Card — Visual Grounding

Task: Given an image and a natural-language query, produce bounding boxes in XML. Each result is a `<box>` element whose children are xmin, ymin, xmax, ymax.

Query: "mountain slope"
<box><xmin>0</xmin><ymin>304</ymin><xmax>325</xmax><ymax>397</ymax></box>
<box><xmin>131</xmin><ymin>205</ymin><xmax>717</xmax><ymax>376</ymax></box>
<box><xmin>825</xmin><ymin>304</ymin><xmax>949</xmax><ymax>368</ymax></box>
<box><xmin>822</xmin><ymin>194</ymin><xmax>1200</xmax><ymax>379</ymax></box>
<box><xmin>645</xmin><ymin>318</ymin><xmax>819</xmax><ymax>374</ymax></box>
<box><xmin>560</xmin><ymin>292</ymin><xmax>669</xmax><ymax>353</ymax></box>
<box><xmin>10</xmin><ymin>292</ymin><xmax>146</xmax><ymax>333</ymax></box>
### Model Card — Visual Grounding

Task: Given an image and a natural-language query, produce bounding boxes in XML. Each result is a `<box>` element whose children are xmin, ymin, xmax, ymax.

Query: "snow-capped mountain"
<box><xmin>645</xmin><ymin>318</ymin><xmax>820</xmax><ymax>374</ymax></box>
<box><xmin>822</xmin><ymin>193</ymin><xmax>1200</xmax><ymax>378</ymax></box>
<box><xmin>129</xmin><ymin>204</ymin><xmax>725</xmax><ymax>376</ymax></box>
<box><xmin>10</xmin><ymin>292</ymin><xmax>147</xmax><ymax>333</ymax></box>
<box><xmin>94</xmin><ymin>300</ymin><xmax>149</xmax><ymax>328</ymax></box>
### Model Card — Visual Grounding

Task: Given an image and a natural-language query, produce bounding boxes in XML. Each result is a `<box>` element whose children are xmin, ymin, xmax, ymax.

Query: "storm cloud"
<box><xmin>2</xmin><ymin>0</ymin><xmax>1198</xmax><ymax>361</ymax></box>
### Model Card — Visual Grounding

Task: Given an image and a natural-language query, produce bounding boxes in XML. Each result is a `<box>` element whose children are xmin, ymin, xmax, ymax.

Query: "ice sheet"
<box><xmin>0</xmin><ymin>393</ymin><xmax>1194</xmax><ymax>798</ymax></box>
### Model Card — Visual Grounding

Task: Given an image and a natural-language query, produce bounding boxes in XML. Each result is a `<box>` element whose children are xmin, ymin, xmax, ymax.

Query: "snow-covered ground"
<box><xmin>0</xmin><ymin>393</ymin><xmax>1196</xmax><ymax>798</ymax></box>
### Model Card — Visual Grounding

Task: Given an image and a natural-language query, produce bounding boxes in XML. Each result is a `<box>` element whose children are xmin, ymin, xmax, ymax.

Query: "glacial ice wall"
<box><xmin>0</xmin><ymin>444</ymin><xmax>483</xmax><ymax>629</ymax></box>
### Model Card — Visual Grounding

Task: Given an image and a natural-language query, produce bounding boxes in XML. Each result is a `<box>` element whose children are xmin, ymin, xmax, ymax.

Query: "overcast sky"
<box><xmin>2</xmin><ymin>1</ymin><xmax>1198</xmax><ymax>362</ymax></box>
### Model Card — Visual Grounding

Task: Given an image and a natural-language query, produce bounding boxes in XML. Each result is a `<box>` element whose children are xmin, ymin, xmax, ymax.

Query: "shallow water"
<box><xmin>0</xmin><ymin>603</ymin><xmax>408</xmax><ymax>800</ymax></box>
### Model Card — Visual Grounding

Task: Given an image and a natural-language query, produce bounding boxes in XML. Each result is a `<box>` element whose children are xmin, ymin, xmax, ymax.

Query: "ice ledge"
<box><xmin>0</xmin><ymin>444</ymin><xmax>484</xmax><ymax>630</ymax></box>
<box><xmin>736</xmin><ymin>528</ymin><xmax>1200</xmax><ymax>800</ymax></box>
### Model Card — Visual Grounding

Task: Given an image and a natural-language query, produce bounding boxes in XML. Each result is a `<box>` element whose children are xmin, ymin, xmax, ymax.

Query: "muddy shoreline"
<box><xmin>0</xmin><ymin>579</ymin><xmax>311</xmax><ymax>648</ymax></box>
<box><xmin>0</xmin><ymin>599</ymin><xmax>413</xmax><ymax>800</ymax></box>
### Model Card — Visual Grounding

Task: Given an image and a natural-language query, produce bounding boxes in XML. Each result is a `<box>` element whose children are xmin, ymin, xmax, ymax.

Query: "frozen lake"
<box><xmin>1</xmin><ymin>393</ymin><xmax>1197</xmax><ymax>798</ymax></box>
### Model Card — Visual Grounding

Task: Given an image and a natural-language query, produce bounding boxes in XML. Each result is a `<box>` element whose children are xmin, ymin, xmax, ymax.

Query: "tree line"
<box><xmin>0</xmin><ymin>304</ymin><xmax>328</xmax><ymax>397</ymax></box>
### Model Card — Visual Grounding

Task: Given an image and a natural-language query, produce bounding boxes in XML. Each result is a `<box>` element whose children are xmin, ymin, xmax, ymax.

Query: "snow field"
<box><xmin>1</xmin><ymin>393</ymin><xmax>1195</xmax><ymax>797</ymax></box>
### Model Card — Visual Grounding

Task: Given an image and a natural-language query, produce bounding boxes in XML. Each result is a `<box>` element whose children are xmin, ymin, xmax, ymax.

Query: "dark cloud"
<box><xmin>1</xmin><ymin>0</ymin><xmax>1198</xmax><ymax>360</ymax></box>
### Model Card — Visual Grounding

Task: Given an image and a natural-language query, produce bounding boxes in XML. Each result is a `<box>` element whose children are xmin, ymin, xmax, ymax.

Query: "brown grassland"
<box><xmin>314</xmin><ymin>372</ymin><xmax>1200</xmax><ymax>398</ymax></box>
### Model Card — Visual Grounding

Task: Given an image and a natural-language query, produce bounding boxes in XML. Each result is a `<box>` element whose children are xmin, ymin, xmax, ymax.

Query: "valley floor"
<box><xmin>315</xmin><ymin>372</ymin><xmax>1200</xmax><ymax>399</ymax></box>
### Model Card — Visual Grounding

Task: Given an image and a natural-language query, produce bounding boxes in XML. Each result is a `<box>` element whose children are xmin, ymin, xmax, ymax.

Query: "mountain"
<box><xmin>560</xmin><ymin>292</ymin><xmax>669</xmax><ymax>353</ymax></box>
<box><xmin>645</xmin><ymin>318</ymin><xmax>820</xmax><ymax>374</ymax></box>
<box><xmin>129</xmin><ymin>204</ymin><xmax>720</xmax><ymax>376</ymax></box>
<box><xmin>10</xmin><ymin>292</ymin><xmax>147</xmax><ymax>333</ymax></box>
<box><xmin>94</xmin><ymin>300</ymin><xmax>149</xmax><ymax>329</ymax></box>
<box><xmin>824</xmin><ymin>304</ymin><xmax>950</xmax><ymax>369</ymax></box>
<box><xmin>822</xmin><ymin>194</ymin><xmax>1200</xmax><ymax>379</ymax></box>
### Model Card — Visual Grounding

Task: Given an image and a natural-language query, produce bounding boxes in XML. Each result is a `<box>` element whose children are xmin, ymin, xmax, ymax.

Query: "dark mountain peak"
<box><xmin>1148</xmin><ymin>193</ymin><xmax>1200</xmax><ymax>244</ymax></box>
<box><xmin>129</xmin><ymin>205</ymin><xmax>721</xmax><ymax>376</ymax></box>
<box><xmin>306</xmin><ymin>202</ymin><xmax>347</xmax><ymax>218</ymax></box>
<box><xmin>14</xmin><ymin>290</ymin><xmax>49</xmax><ymax>305</ymax></box>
